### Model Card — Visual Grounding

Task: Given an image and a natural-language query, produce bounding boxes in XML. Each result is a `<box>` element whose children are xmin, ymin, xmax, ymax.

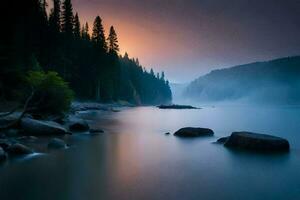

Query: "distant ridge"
<box><xmin>184</xmin><ymin>56</ymin><xmax>300</xmax><ymax>104</ymax></box>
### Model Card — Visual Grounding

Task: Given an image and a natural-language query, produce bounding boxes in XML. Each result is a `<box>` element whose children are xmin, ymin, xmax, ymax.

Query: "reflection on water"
<box><xmin>0</xmin><ymin>106</ymin><xmax>300</xmax><ymax>200</ymax></box>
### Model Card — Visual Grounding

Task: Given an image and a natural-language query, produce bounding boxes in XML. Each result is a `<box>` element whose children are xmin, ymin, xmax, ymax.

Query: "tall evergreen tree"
<box><xmin>61</xmin><ymin>0</ymin><xmax>74</xmax><ymax>36</ymax></box>
<box><xmin>92</xmin><ymin>16</ymin><xmax>107</xmax><ymax>52</ymax></box>
<box><xmin>107</xmin><ymin>26</ymin><xmax>119</xmax><ymax>54</ymax></box>
<box><xmin>73</xmin><ymin>13</ymin><xmax>81</xmax><ymax>38</ymax></box>
<box><xmin>84</xmin><ymin>22</ymin><xmax>91</xmax><ymax>41</ymax></box>
<box><xmin>49</xmin><ymin>0</ymin><xmax>61</xmax><ymax>33</ymax></box>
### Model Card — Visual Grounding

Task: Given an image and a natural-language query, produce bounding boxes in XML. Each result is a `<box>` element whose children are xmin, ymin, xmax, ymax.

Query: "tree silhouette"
<box><xmin>92</xmin><ymin>16</ymin><xmax>107</xmax><ymax>52</ymax></box>
<box><xmin>61</xmin><ymin>0</ymin><xmax>74</xmax><ymax>36</ymax></box>
<box><xmin>73</xmin><ymin>13</ymin><xmax>81</xmax><ymax>38</ymax></box>
<box><xmin>107</xmin><ymin>26</ymin><xmax>119</xmax><ymax>54</ymax></box>
<box><xmin>49</xmin><ymin>0</ymin><xmax>61</xmax><ymax>33</ymax></box>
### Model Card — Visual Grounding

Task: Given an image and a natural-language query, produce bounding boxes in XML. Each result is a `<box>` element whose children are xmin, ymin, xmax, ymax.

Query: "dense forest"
<box><xmin>184</xmin><ymin>56</ymin><xmax>300</xmax><ymax>104</ymax></box>
<box><xmin>1</xmin><ymin>0</ymin><xmax>172</xmax><ymax>107</ymax></box>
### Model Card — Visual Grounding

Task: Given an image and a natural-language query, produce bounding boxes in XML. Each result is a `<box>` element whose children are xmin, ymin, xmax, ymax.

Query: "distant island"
<box><xmin>184</xmin><ymin>56</ymin><xmax>300</xmax><ymax>104</ymax></box>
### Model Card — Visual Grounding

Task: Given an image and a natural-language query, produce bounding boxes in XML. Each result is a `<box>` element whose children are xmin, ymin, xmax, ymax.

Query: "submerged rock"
<box><xmin>0</xmin><ymin>147</ymin><xmax>7</xmax><ymax>162</ymax></box>
<box><xmin>216</xmin><ymin>137</ymin><xmax>229</xmax><ymax>144</ymax></box>
<box><xmin>158</xmin><ymin>104</ymin><xmax>198</xmax><ymax>109</ymax></box>
<box><xmin>48</xmin><ymin>138</ymin><xmax>67</xmax><ymax>149</ymax></box>
<box><xmin>90</xmin><ymin>129</ymin><xmax>104</xmax><ymax>134</ymax></box>
<box><xmin>224</xmin><ymin>132</ymin><xmax>290</xmax><ymax>152</ymax></box>
<box><xmin>69</xmin><ymin>119</ymin><xmax>90</xmax><ymax>132</ymax></box>
<box><xmin>7</xmin><ymin>143</ymin><xmax>33</xmax><ymax>155</ymax></box>
<box><xmin>21</xmin><ymin>118</ymin><xmax>68</xmax><ymax>136</ymax></box>
<box><xmin>174</xmin><ymin>127</ymin><xmax>214</xmax><ymax>137</ymax></box>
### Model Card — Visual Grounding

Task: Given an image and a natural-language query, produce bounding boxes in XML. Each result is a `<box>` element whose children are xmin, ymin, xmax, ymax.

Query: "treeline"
<box><xmin>2</xmin><ymin>0</ymin><xmax>172</xmax><ymax>105</ymax></box>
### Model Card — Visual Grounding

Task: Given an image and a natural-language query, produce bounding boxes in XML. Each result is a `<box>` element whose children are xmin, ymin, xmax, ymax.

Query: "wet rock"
<box><xmin>7</xmin><ymin>143</ymin><xmax>33</xmax><ymax>155</ymax></box>
<box><xmin>21</xmin><ymin>118</ymin><xmax>68</xmax><ymax>136</ymax></box>
<box><xmin>0</xmin><ymin>147</ymin><xmax>7</xmax><ymax>162</ymax></box>
<box><xmin>0</xmin><ymin>133</ymin><xmax>6</xmax><ymax>139</ymax></box>
<box><xmin>0</xmin><ymin>139</ymin><xmax>11</xmax><ymax>151</ymax></box>
<box><xmin>224</xmin><ymin>132</ymin><xmax>290</xmax><ymax>152</ymax></box>
<box><xmin>90</xmin><ymin>129</ymin><xmax>104</xmax><ymax>134</ymax></box>
<box><xmin>174</xmin><ymin>127</ymin><xmax>214</xmax><ymax>137</ymax></box>
<box><xmin>216</xmin><ymin>137</ymin><xmax>229</xmax><ymax>144</ymax></box>
<box><xmin>17</xmin><ymin>136</ymin><xmax>38</xmax><ymax>142</ymax></box>
<box><xmin>4</xmin><ymin>129</ymin><xmax>19</xmax><ymax>137</ymax></box>
<box><xmin>158</xmin><ymin>104</ymin><xmax>198</xmax><ymax>109</ymax></box>
<box><xmin>69</xmin><ymin>119</ymin><xmax>90</xmax><ymax>132</ymax></box>
<box><xmin>48</xmin><ymin>138</ymin><xmax>67</xmax><ymax>149</ymax></box>
<box><xmin>0</xmin><ymin>112</ymin><xmax>21</xmax><ymax>126</ymax></box>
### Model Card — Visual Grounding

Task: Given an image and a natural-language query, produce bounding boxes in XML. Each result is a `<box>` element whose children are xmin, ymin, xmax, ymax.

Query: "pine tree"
<box><xmin>107</xmin><ymin>26</ymin><xmax>119</xmax><ymax>54</ymax></box>
<box><xmin>161</xmin><ymin>71</ymin><xmax>165</xmax><ymax>81</ymax></box>
<box><xmin>92</xmin><ymin>16</ymin><xmax>107</xmax><ymax>52</ymax></box>
<box><xmin>40</xmin><ymin>0</ymin><xmax>48</xmax><ymax>21</ymax></box>
<box><xmin>73</xmin><ymin>13</ymin><xmax>81</xmax><ymax>38</ymax></box>
<box><xmin>49</xmin><ymin>0</ymin><xmax>61</xmax><ymax>33</ymax></box>
<box><xmin>85</xmin><ymin>22</ymin><xmax>90</xmax><ymax>41</ymax></box>
<box><xmin>61</xmin><ymin>0</ymin><xmax>74</xmax><ymax>36</ymax></box>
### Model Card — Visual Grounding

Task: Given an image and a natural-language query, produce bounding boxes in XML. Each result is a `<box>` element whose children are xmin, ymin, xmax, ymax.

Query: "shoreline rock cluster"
<box><xmin>0</xmin><ymin>102</ymin><xmax>109</xmax><ymax>164</ymax></box>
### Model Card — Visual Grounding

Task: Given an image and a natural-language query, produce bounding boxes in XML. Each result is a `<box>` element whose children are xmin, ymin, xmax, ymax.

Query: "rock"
<box><xmin>17</xmin><ymin>136</ymin><xmax>38</xmax><ymax>142</ymax></box>
<box><xmin>216</xmin><ymin>137</ymin><xmax>229</xmax><ymax>144</ymax></box>
<box><xmin>90</xmin><ymin>129</ymin><xmax>104</xmax><ymax>134</ymax></box>
<box><xmin>165</xmin><ymin>132</ymin><xmax>170</xmax><ymax>135</ymax></box>
<box><xmin>4</xmin><ymin>129</ymin><xmax>19</xmax><ymax>137</ymax></box>
<box><xmin>0</xmin><ymin>133</ymin><xmax>6</xmax><ymax>139</ymax></box>
<box><xmin>21</xmin><ymin>117</ymin><xmax>68</xmax><ymax>136</ymax></box>
<box><xmin>69</xmin><ymin>119</ymin><xmax>90</xmax><ymax>132</ymax></box>
<box><xmin>0</xmin><ymin>112</ymin><xmax>22</xmax><ymax>126</ymax></box>
<box><xmin>158</xmin><ymin>104</ymin><xmax>198</xmax><ymax>109</ymax></box>
<box><xmin>174</xmin><ymin>127</ymin><xmax>214</xmax><ymax>137</ymax></box>
<box><xmin>7</xmin><ymin>143</ymin><xmax>33</xmax><ymax>155</ymax></box>
<box><xmin>0</xmin><ymin>147</ymin><xmax>7</xmax><ymax>162</ymax></box>
<box><xmin>0</xmin><ymin>139</ymin><xmax>11</xmax><ymax>151</ymax></box>
<box><xmin>48</xmin><ymin>138</ymin><xmax>67</xmax><ymax>149</ymax></box>
<box><xmin>224</xmin><ymin>132</ymin><xmax>290</xmax><ymax>152</ymax></box>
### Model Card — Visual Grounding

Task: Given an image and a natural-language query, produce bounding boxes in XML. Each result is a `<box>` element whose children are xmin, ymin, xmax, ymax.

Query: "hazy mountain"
<box><xmin>184</xmin><ymin>56</ymin><xmax>300</xmax><ymax>104</ymax></box>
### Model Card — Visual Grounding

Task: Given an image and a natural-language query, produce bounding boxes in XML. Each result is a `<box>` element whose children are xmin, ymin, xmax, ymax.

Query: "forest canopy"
<box><xmin>1</xmin><ymin>0</ymin><xmax>172</xmax><ymax>106</ymax></box>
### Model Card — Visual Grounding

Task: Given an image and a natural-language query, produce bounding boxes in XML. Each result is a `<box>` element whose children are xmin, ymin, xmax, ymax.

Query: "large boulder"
<box><xmin>48</xmin><ymin>138</ymin><xmax>67</xmax><ymax>149</ymax></box>
<box><xmin>21</xmin><ymin>118</ymin><xmax>68</xmax><ymax>136</ymax></box>
<box><xmin>174</xmin><ymin>127</ymin><xmax>214</xmax><ymax>137</ymax></box>
<box><xmin>68</xmin><ymin>118</ymin><xmax>90</xmax><ymax>132</ymax></box>
<box><xmin>0</xmin><ymin>147</ymin><xmax>7</xmax><ymax>162</ymax></box>
<box><xmin>6</xmin><ymin>143</ymin><xmax>33</xmax><ymax>155</ymax></box>
<box><xmin>224</xmin><ymin>132</ymin><xmax>290</xmax><ymax>152</ymax></box>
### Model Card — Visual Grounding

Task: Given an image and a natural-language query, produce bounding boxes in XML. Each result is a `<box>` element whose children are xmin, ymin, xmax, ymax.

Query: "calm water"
<box><xmin>1</xmin><ymin>106</ymin><xmax>300</xmax><ymax>200</ymax></box>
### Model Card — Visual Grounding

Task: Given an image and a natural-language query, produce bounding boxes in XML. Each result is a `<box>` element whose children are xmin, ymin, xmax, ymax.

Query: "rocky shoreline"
<box><xmin>0</xmin><ymin>102</ymin><xmax>126</xmax><ymax>164</ymax></box>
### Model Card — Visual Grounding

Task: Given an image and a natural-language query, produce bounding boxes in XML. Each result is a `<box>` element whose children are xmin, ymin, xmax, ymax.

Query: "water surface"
<box><xmin>1</xmin><ymin>106</ymin><xmax>300</xmax><ymax>200</ymax></box>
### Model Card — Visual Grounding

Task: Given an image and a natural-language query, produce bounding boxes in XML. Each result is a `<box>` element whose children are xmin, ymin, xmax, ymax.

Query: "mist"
<box><xmin>174</xmin><ymin>56</ymin><xmax>300</xmax><ymax>106</ymax></box>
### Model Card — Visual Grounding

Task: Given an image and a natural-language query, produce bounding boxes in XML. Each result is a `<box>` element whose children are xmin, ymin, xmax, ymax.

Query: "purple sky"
<box><xmin>57</xmin><ymin>0</ymin><xmax>300</xmax><ymax>82</ymax></box>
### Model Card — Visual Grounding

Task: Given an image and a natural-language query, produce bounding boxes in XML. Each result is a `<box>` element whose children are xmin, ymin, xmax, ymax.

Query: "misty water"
<box><xmin>1</xmin><ymin>105</ymin><xmax>300</xmax><ymax>200</ymax></box>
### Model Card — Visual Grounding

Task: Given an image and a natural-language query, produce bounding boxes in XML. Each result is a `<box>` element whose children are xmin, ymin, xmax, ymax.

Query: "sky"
<box><xmin>54</xmin><ymin>0</ymin><xmax>300</xmax><ymax>82</ymax></box>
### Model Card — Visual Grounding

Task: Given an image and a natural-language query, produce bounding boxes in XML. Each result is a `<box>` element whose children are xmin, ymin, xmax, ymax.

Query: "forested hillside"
<box><xmin>184</xmin><ymin>56</ymin><xmax>300</xmax><ymax>104</ymax></box>
<box><xmin>1</xmin><ymin>0</ymin><xmax>172</xmax><ymax>105</ymax></box>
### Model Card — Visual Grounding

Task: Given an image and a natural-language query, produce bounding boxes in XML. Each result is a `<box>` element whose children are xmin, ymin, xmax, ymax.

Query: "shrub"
<box><xmin>26</xmin><ymin>71</ymin><xmax>74</xmax><ymax>115</ymax></box>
